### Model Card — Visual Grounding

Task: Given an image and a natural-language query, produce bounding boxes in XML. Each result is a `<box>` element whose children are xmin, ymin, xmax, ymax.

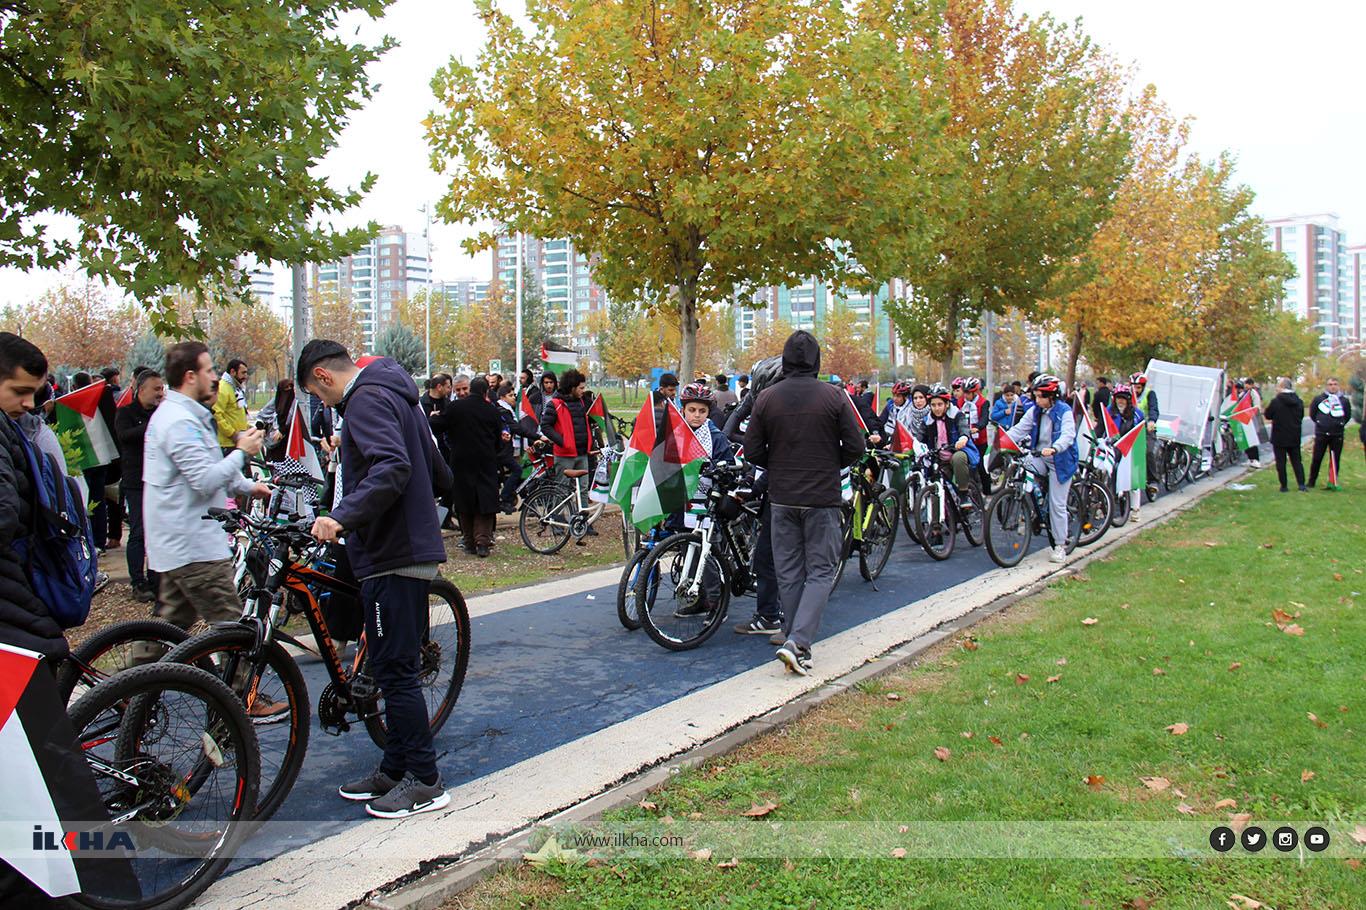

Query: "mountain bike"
<box><xmin>520</xmin><ymin>445</ymin><xmax>631</xmax><ymax>557</ymax></box>
<box><xmin>1158</xmin><ymin>436</ymin><xmax>1191</xmax><ymax>492</ymax></box>
<box><xmin>632</xmin><ymin>463</ymin><xmax>761</xmax><ymax>651</ymax></box>
<box><xmin>1073</xmin><ymin>437</ymin><xmax>1115</xmax><ymax>548</ymax></box>
<box><xmin>159</xmin><ymin>510</ymin><xmax>470</xmax><ymax>821</ymax></box>
<box><xmin>840</xmin><ymin>449</ymin><xmax>901</xmax><ymax>582</ymax></box>
<box><xmin>912</xmin><ymin>446</ymin><xmax>985</xmax><ymax>561</ymax></box>
<box><xmin>65</xmin><ymin>661</ymin><xmax>260</xmax><ymax>910</ymax></box>
<box><xmin>616</xmin><ymin>525</ymin><xmax>672</xmax><ymax>631</ymax></box>
<box><xmin>57</xmin><ymin>620</ymin><xmax>199</xmax><ymax>705</ymax></box>
<box><xmin>984</xmin><ymin>450</ymin><xmax>1083</xmax><ymax>568</ymax></box>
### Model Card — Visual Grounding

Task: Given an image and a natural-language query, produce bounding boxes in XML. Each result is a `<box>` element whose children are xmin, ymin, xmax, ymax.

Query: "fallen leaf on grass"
<box><xmin>638</xmin><ymin>800</ymin><xmax>657</xmax><ymax>811</ymax></box>
<box><xmin>1015</xmin><ymin>673</ymin><xmax>1030</xmax><ymax>685</ymax></box>
<box><xmin>988</xmin><ymin>736</ymin><xmax>1004</xmax><ymax>747</ymax></box>
<box><xmin>934</xmin><ymin>746</ymin><xmax>952</xmax><ymax>762</ymax></box>
<box><xmin>1120</xmin><ymin>602</ymin><xmax>1130</xmax><ymax>610</ymax></box>
<box><xmin>1333</xmin><ymin>573</ymin><xmax>1344</xmax><ymax>581</ymax></box>
<box><xmin>885</xmin><ymin>692</ymin><xmax>902</xmax><ymax>701</ymax></box>
<box><xmin>1281</xmin><ymin>623</ymin><xmax>1305</xmax><ymax>637</ymax></box>
<box><xmin>1227</xmin><ymin>895</ymin><xmax>1263</xmax><ymax>910</ymax></box>
<box><xmin>1351</xmin><ymin>824</ymin><xmax>1366</xmax><ymax>846</ymax></box>
<box><xmin>523</xmin><ymin>836</ymin><xmax>581</xmax><ymax>868</ymax></box>
<box><xmin>687</xmin><ymin>812</ymin><xmax>703</xmax><ymax>820</ymax></box>
<box><xmin>961</xmin><ymin>639</ymin><xmax>979</xmax><ymax>651</ymax></box>
<box><xmin>1345</xmin><ymin>858</ymin><xmax>1361</xmax><ymax>870</ymax></box>
<box><xmin>660</xmin><ymin>815</ymin><xmax>675</xmax><ymax>825</ymax></box>
<box><xmin>1056</xmin><ymin>657</ymin><xmax>1068</xmax><ymax>666</ymax></box>
<box><xmin>848</xmin><ymin>788</ymin><xmax>861</xmax><ymax>803</ymax></box>
<box><xmin>1081</xmin><ymin>617</ymin><xmax>1099</xmax><ymax>626</ymax></box>
<box><xmin>1152</xmin><ymin>667</ymin><xmax>1165</xmax><ymax>676</ymax></box>
<box><xmin>1271</xmin><ymin>608</ymin><xmax>1295</xmax><ymax>625</ymax></box>
<box><xmin>961</xmin><ymin>731</ymin><xmax>974</xmax><ymax>738</ymax></box>
<box><xmin>1341</xmin><ymin>705</ymin><xmax>1350</xmax><ymax>713</ymax></box>
<box><xmin>1165</xmin><ymin>722</ymin><xmax>1189</xmax><ymax>735</ymax></box>
<box><xmin>690</xmin><ymin>848</ymin><xmax>712</xmax><ymax>862</ymax></box>
<box><xmin>1047</xmin><ymin>675</ymin><xmax>1062</xmax><ymax>683</ymax></box>
<box><xmin>1289</xmin><ymin>601</ymin><xmax>1307</xmax><ymax>610</ymax></box>
<box><xmin>1139</xmin><ymin>776</ymin><xmax>1171</xmax><ymax>792</ymax></box>
<box><xmin>899</xmin><ymin>825</ymin><xmax>910</xmax><ymax>834</ymax></box>
<box><xmin>890</xmin><ymin>847</ymin><xmax>907</xmax><ymax>859</ymax></box>
<box><xmin>716</xmin><ymin>857</ymin><xmax>740</xmax><ymax>869</ymax></box>
<box><xmin>1308</xmin><ymin>712</ymin><xmax>1328</xmax><ymax>729</ymax></box>
<box><xmin>1301</xmin><ymin>769</ymin><xmax>1315</xmax><ymax>782</ymax></box>
<box><xmin>740</xmin><ymin>801</ymin><xmax>778</xmax><ymax>818</ymax></box>
<box><xmin>1229</xmin><ymin>813</ymin><xmax>1253</xmax><ymax>832</ymax></box>
<box><xmin>1228</xmin><ymin>662</ymin><xmax>1242</xmax><ymax>671</ymax></box>
<box><xmin>1213</xmin><ymin>798</ymin><xmax>1237</xmax><ymax>809</ymax></box>
<box><xmin>1176</xmin><ymin>803</ymin><xmax>1196</xmax><ymax>815</ymax></box>
<box><xmin>1260</xmin><ymin>542</ymin><xmax>1274</xmax><ymax>549</ymax></box>
<box><xmin>1085</xmin><ymin>775</ymin><xmax>1105</xmax><ymax>789</ymax></box>
<box><xmin>1203</xmin><ymin>541</ymin><xmax>1219</xmax><ymax>548</ymax></box>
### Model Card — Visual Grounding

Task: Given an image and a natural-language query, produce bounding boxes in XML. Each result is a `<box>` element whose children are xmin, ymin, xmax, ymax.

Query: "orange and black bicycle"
<box><xmin>159</xmin><ymin>509</ymin><xmax>470</xmax><ymax>821</ymax></box>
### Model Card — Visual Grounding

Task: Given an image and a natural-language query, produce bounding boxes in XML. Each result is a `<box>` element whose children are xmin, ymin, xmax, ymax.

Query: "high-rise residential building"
<box><xmin>1265</xmin><ymin>214</ymin><xmax>1352</xmax><ymax>350</ymax></box>
<box><xmin>237</xmin><ymin>257</ymin><xmax>275</xmax><ymax>307</ymax></box>
<box><xmin>433</xmin><ymin>278</ymin><xmax>490</xmax><ymax>309</ymax></box>
<box><xmin>493</xmin><ymin>233</ymin><xmax>610</xmax><ymax>353</ymax></box>
<box><xmin>744</xmin><ymin>278</ymin><xmax>895</xmax><ymax>365</ymax></box>
<box><xmin>1348</xmin><ymin>243</ymin><xmax>1365</xmax><ymax>346</ymax></box>
<box><xmin>312</xmin><ymin>225</ymin><xmax>430</xmax><ymax>349</ymax></box>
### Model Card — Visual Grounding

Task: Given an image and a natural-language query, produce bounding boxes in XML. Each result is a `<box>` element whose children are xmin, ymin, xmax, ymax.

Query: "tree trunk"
<box><xmin>678</xmin><ymin>280</ymin><xmax>699</xmax><ymax>385</ymax></box>
<box><xmin>938</xmin><ymin>296</ymin><xmax>959</xmax><ymax>381</ymax></box>
<box><xmin>1066</xmin><ymin>324</ymin><xmax>1084</xmax><ymax>391</ymax></box>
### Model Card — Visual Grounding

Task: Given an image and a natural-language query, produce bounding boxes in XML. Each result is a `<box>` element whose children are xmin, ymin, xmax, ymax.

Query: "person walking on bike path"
<box><xmin>298</xmin><ymin>341</ymin><xmax>453</xmax><ymax>819</ymax></box>
<box><xmin>745</xmin><ymin>332</ymin><xmax>865</xmax><ymax>676</ymax></box>
<box><xmin>1005</xmin><ymin>374</ymin><xmax>1078</xmax><ymax>564</ymax></box>
<box><xmin>1307</xmin><ymin>376</ymin><xmax>1351</xmax><ymax>490</ymax></box>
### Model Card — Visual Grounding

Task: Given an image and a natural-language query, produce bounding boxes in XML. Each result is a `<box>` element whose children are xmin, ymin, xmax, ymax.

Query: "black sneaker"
<box><xmin>338</xmin><ymin>766</ymin><xmax>401</xmax><ymax>802</ymax></box>
<box><xmin>365</xmin><ymin>773</ymin><xmax>450</xmax><ymax>819</ymax></box>
<box><xmin>674</xmin><ymin>599</ymin><xmax>714</xmax><ymax>617</ymax></box>
<box><xmin>776</xmin><ymin>640</ymin><xmax>811</xmax><ymax>676</ymax></box>
<box><xmin>734</xmin><ymin>616</ymin><xmax>782</xmax><ymax>636</ymax></box>
<box><xmin>131</xmin><ymin>584</ymin><xmax>156</xmax><ymax>604</ymax></box>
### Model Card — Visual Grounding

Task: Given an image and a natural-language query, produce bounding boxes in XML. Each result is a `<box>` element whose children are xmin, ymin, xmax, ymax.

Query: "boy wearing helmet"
<box><xmin>917</xmin><ymin>385</ymin><xmax>980</xmax><ymax>502</ymax></box>
<box><xmin>679</xmin><ymin>383</ymin><xmax>735</xmax><ymax>464</ymax></box>
<box><xmin>1005</xmin><ymin>374</ymin><xmax>1078</xmax><ymax>563</ymax></box>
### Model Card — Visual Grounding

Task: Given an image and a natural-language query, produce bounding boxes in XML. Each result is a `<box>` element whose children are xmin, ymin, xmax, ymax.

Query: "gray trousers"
<box><xmin>1026</xmin><ymin>456</ymin><xmax>1072</xmax><ymax>547</ymax></box>
<box><xmin>772</xmin><ymin>504</ymin><xmax>844</xmax><ymax>651</ymax></box>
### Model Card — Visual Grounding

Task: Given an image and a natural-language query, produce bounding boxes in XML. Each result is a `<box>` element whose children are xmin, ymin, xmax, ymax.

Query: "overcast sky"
<box><xmin>3</xmin><ymin>0</ymin><xmax>1362</xmax><ymax>306</ymax></box>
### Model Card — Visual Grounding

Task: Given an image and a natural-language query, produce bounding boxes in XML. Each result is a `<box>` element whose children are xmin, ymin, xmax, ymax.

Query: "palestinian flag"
<box><xmin>586</xmin><ymin>394</ymin><xmax>617</xmax><ymax>448</ymax></box>
<box><xmin>1327</xmin><ymin>449</ymin><xmax>1339</xmax><ymax>487</ymax></box>
<box><xmin>891</xmin><ymin>421</ymin><xmax>917</xmax><ymax>454</ymax></box>
<box><xmin>985</xmin><ymin>423</ymin><xmax>1022</xmax><ymax>466</ymax></box>
<box><xmin>278</xmin><ymin>401</ymin><xmax>323</xmax><ymax>482</ymax></box>
<box><xmin>114</xmin><ymin>385</ymin><xmax>134</xmax><ymax>408</ymax></box>
<box><xmin>846</xmin><ymin>391</ymin><xmax>868</xmax><ymax>433</ymax></box>
<box><xmin>608</xmin><ymin>398</ymin><xmax>654</xmax><ymax>516</ymax></box>
<box><xmin>1114</xmin><ymin>421</ymin><xmax>1147</xmax><ymax>491</ymax></box>
<box><xmin>1228</xmin><ymin>401</ymin><xmax>1261</xmax><ymax>451</ymax></box>
<box><xmin>54</xmin><ymin>380</ymin><xmax>117</xmax><ymax>470</ymax></box>
<box><xmin>520</xmin><ymin>389</ymin><xmax>538</xmax><ymax>422</ymax></box>
<box><xmin>1101</xmin><ymin>404</ymin><xmax>1120</xmax><ymax>439</ymax></box>
<box><xmin>540</xmin><ymin>341</ymin><xmax>578</xmax><ymax>368</ymax></box>
<box><xmin>1074</xmin><ymin>403</ymin><xmax>1097</xmax><ymax>463</ymax></box>
<box><xmin>0</xmin><ymin>643</ymin><xmax>140</xmax><ymax>900</ymax></box>
<box><xmin>629</xmin><ymin>401</ymin><xmax>707</xmax><ymax>531</ymax></box>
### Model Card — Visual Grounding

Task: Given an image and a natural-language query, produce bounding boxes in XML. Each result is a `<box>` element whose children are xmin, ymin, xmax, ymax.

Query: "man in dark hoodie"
<box><xmin>1263</xmin><ymin>378</ymin><xmax>1307</xmax><ymax>493</ymax></box>
<box><xmin>298</xmin><ymin>341</ymin><xmax>453</xmax><ymax>819</ymax></box>
<box><xmin>745</xmin><ymin>331</ymin><xmax>865</xmax><ymax>675</ymax></box>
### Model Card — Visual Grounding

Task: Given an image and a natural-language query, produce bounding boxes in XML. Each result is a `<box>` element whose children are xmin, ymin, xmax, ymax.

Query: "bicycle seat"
<box><xmin>562</xmin><ymin>469</ymin><xmax>590</xmax><ymax>478</ymax></box>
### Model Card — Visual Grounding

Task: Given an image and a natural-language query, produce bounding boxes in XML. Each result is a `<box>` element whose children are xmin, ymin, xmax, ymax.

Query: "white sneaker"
<box><xmin>1129</xmin><ymin>510</ymin><xmax>1140</xmax><ymax>523</ymax></box>
<box><xmin>1248</xmin><ymin>459</ymin><xmax>1260</xmax><ymax>468</ymax></box>
<box><xmin>1049</xmin><ymin>547</ymin><xmax>1067</xmax><ymax>563</ymax></box>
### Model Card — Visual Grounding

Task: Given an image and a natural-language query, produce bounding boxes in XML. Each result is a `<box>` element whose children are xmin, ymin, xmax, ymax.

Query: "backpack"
<box><xmin>10</xmin><ymin>423</ymin><xmax>98</xmax><ymax>628</ymax></box>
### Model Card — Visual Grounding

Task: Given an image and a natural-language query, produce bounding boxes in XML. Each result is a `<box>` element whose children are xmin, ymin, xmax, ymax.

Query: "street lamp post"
<box><xmin>515</xmin><ymin>231</ymin><xmax>524</xmax><ymax>393</ymax></box>
<box><xmin>420</xmin><ymin>204</ymin><xmax>433</xmax><ymax>377</ymax></box>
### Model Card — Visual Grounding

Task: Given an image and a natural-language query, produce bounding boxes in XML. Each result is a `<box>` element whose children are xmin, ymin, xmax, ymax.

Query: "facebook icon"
<box><xmin>1209</xmin><ymin>826</ymin><xmax>1236</xmax><ymax>853</ymax></box>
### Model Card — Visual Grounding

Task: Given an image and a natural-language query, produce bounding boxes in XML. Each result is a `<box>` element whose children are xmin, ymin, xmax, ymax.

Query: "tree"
<box><xmin>1253</xmin><ymin>311</ymin><xmax>1323</xmax><ymax>384</ymax></box>
<box><xmin>448</xmin><ymin>298</ymin><xmax>505</xmax><ymax>373</ymax></box>
<box><xmin>395</xmin><ymin>287</ymin><xmax>461</xmax><ymax>372</ymax></box>
<box><xmin>886</xmin><ymin>0</ymin><xmax>1131</xmax><ymax>375</ymax></box>
<box><xmin>207</xmin><ymin>297</ymin><xmax>292</xmax><ymax>385</ymax></box>
<box><xmin>1</xmin><ymin>0</ymin><xmax>393</xmax><ymax>334</ymax></box>
<box><xmin>429</xmin><ymin>0</ymin><xmax>942</xmax><ymax>383</ymax></box>
<box><xmin>596</xmin><ymin>303</ymin><xmax>666</xmax><ymax>390</ymax></box>
<box><xmin>743</xmin><ymin>316</ymin><xmax>796</xmax><ymax>365</ymax></box>
<box><xmin>126</xmin><ymin>332</ymin><xmax>168</xmax><ymax>377</ymax></box>
<box><xmin>374</xmin><ymin>323</ymin><xmax>426</xmax><ymax>376</ymax></box>
<box><xmin>819</xmin><ymin>302</ymin><xmax>878</xmax><ymax>381</ymax></box>
<box><xmin>24</xmin><ymin>279</ymin><xmax>143</xmax><ymax>370</ymax></box>
<box><xmin>310</xmin><ymin>286</ymin><xmax>365</xmax><ymax>357</ymax></box>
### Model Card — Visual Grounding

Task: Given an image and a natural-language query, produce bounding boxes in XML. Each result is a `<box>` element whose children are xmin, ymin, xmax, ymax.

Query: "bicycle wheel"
<box><xmin>914</xmin><ymin>483</ymin><xmax>955</xmax><ymax>561</ymax></box>
<box><xmin>364</xmin><ymin>577</ymin><xmax>472</xmax><ymax>749</ymax></box>
<box><xmin>960</xmin><ymin>484</ymin><xmax>986</xmax><ymax>548</ymax></box>
<box><xmin>65</xmin><ymin>662</ymin><xmax>260</xmax><ymax>910</ymax></box>
<box><xmin>635</xmin><ymin>532</ymin><xmax>731</xmax><ymax>651</ymax></box>
<box><xmin>1062</xmin><ymin>484</ymin><xmax>1084</xmax><ymax>553</ymax></box>
<box><xmin>519</xmin><ymin>483</ymin><xmax>573</xmax><ymax>554</ymax></box>
<box><xmin>858</xmin><ymin>492</ymin><xmax>899</xmax><ymax>581</ymax></box>
<box><xmin>1163</xmin><ymin>445</ymin><xmax>1189</xmax><ymax>491</ymax></box>
<box><xmin>832</xmin><ymin>506</ymin><xmax>854</xmax><ymax>588</ymax></box>
<box><xmin>1110</xmin><ymin>481</ymin><xmax>1131</xmax><ymax>527</ymax></box>
<box><xmin>620</xmin><ymin>510</ymin><xmax>640</xmax><ymax>559</ymax></box>
<box><xmin>1076</xmin><ymin>477</ymin><xmax>1113</xmax><ymax>547</ymax></box>
<box><xmin>984</xmin><ymin>489</ymin><xmax>1031</xmax><ymax>568</ymax></box>
<box><xmin>160</xmin><ymin>626</ymin><xmax>309</xmax><ymax>822</ymax></box>
<box><xmin>900</xmin><ymin>488</ymin><xmax>921</xmax><ymax>545</ymax></box>
<box><xmin>616</xmin><ymin>548</ymin><xmax>649</xmax><ymax>631</ymax></box>
<box><xmin>57</xmin><ymin>619</ymin><xmax>196</xmax><ymax>705</ymax></box>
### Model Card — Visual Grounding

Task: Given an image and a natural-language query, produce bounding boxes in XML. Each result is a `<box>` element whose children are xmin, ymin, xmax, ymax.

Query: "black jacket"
<box><xmin>445</xmin><ymin>395</ymin><xmax>503</xmax><ymax>514</ymax></box>
<box><xmin>329</xmin><ymin>358</ymin><xmax>449</xmax><ymax>578</ymax></box>
<box><xmin>0</xmin><ymin>416</ymin><xmax>68</xmax><ymax>660</ymax></box>
<box><xmin>1264</xmin><ymin>391</ymin><xmax>1305</xmax><ymax>448</ymax></box>
<box><xmin>1308</xmin><ymin>392</ymin><xmax>1352</xmax><ymax>437</ymax></box>
<box><xmin>918</xmin><ymin>406</ymin><xmax>971</xmax><ymax>451</ymax></box>
<box><xmin>114</xmin><ymin>400</ymin><xmax>155</xmax><ymax>489</ymax></box>
<box><xmin>744</xmin><ymin>331</ymin><xmax>865</xmax><ymax>508</ymax></box>
<box><xmin>540</xmin><ymin>393</ymin><xmax>591</xmax><ymax>455</ymax></box>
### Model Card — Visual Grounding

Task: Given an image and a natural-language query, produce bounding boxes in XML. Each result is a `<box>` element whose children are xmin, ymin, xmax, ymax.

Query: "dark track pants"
<box><xmin>1273</xmin><ymin>444</ymin><xmax>1305</xmax><ymax>491</ymax></box>
<box><xmin>1307</xmin><ymin>435</ymin><xmax>1343</xmax><ymax>487</ymax></box>
<box><xmin>362</xmin><ymin>573</ymin><xmax>438</xmax><ymax>783</ymax></box>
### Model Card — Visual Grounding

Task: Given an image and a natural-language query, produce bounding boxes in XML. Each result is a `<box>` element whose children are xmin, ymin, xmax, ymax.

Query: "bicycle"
<box><xmin>1158</xmin><ymin>435</ymin><xmax>1191</xmax><ymax>492</ymax></box>
<box><xmin>1073</xmin><ymin>437</ymin><xmax>1115</xmax><ymax>548</ymax></box>
<box><xmin>841</xmin><ymin>448</ymin><xmax>901</xmax><ymax>582</ymax></box>
<box><xmin>57</xmin><ymin>620</ymin><xmax>199</xmax><ymax>705</ymax></box>
<box><xmin>632</xmin><ymin>463</ymin><xmax>761</xmax><ymax>651</ymax></box>
<box><xmin>64</xmin><ymin>661</ymin><xmax>260</xmax><ymax>910</ymax></box>
<box><xmin>912</xmin><ymin>445</ymin><xmax>985</xmax><ymax>561</ymax></box>
<box><xmin>616</xmin><ymin>524</ymin><xmax>672</xmax><ymax>631</ymax></box>
<box><xmin>984</xmin><ymin>449</ymin><xmax>1083</xmax><ymax>568</ymax></box>
<box><xmin>159</xmin><ymin>509</ymin><xmax>470</xmax><ymax>821</ymax></box>
<box><xmin>519</xmin><ymin>444</ymin><xmax>632</xmax><ymax>557</ymax></box>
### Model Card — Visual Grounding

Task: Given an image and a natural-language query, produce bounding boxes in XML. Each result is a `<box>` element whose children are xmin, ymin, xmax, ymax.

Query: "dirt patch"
<box><xmin>68</xmin><ymin>584</ymin><xmax>159</xmax><ymax>650</ymax></box>
<box><xmin>440</xmin><ymin>863</ymin><xmax>568</xmax><ymax>910</ymax></box>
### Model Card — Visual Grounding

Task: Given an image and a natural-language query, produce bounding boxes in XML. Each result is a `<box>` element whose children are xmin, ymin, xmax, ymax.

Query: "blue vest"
<box><xmin>1030</xmin><ymin>400</ymin><xmax>1079</xmax><ymax>483</ymax></box>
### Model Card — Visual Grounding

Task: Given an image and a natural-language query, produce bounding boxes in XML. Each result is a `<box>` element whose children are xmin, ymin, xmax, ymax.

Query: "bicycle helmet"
<box><xmin>892</xmin><ymin>380</ymin><xmax>914</xmax><ymax>396</ymax></box>
<box><xmin>1112</xmin><ymin>383</ymin><xmax>1133</xmax><ymax>399</ymax></box>
<box><xmin>928</xmin><ymin>384</ymin><xmax>952</xmax><ymax>402</ymax></box>
<box><xmin>950</xmin><ymin>376</ymin><xmax>965</xmax><ymax>390</ymax></box>
<box><xmin>1130</xmin><ymin>371</ymin><xmax>1148</xmax><ymax>386</ymax></box>
<box><xmin>1031</xmin><ymin>374</ymin><xmax>1062</xmax><ymax>397</ymax></box>
<box><xmin>747</xmin><ymin>355</ymin><xmax>784</xmax><ymax>396</ymax></box>
<box><xmin>679</xmin><ymin>382</ymin><xmax>716</xmax><ymax>406</ymax></box>
<box><xmin>965</xmin><ymin>377</ymin><xmax>982</xmax><ymax>392</ymax></box>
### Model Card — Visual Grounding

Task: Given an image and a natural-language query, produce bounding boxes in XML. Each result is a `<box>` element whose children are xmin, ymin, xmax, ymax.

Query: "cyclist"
<box><xmin>963</xmin><ymin>377</ymin><xmax>990</xmax><ymax>487</ymax></box>
<box><xmin>1005</xmin><ymin>374</ymin><xmax>1078</xmax><ymax>563</ymax></box>
<box><xmin>1132</xmin><ymin>372</ymin><xmax>1160</xmax><ymax>498</ymax></box>
<box><xmin>1109</xmin><ymin>384</ymin><xmax>1145</xmax><ymax>522</ymax></box>
<box><xmin>950</xmin><ymin>377</ymin><xmax>967</xmax><ymax>413</ymax></box>
<box><xmin>917</xmin><ymin>384</ymin><xmax>979</xmax><ymax>510</ymax></box>
<box><xmin>678</xmin><ymin>383</ymin><xmax>735</xmax><ymax>465</ymax></box>
<box><xmin>880</xmin><ymin>380</ymin><xmax>916</xmax><ymax>439</ymax></box>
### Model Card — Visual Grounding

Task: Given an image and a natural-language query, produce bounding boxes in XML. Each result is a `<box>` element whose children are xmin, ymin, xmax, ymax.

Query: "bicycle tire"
<box><xmin>1062</xmin><ymin>484</ymin><xmax>1084</xmax><ymax>554</ymax></box>
<box><xmin>519</xmin><ymin>483</ymin><xmax>573</xmax><ymax>554</ymax></box>
<box><xmin>160</xmin><ymin>626</ymin><xmax>309</xmax><ymax>822</ymax></box>
<box><xmin>1110</xmin><ymin>481</ymin><xmax>1131</xmax><ymax>527</ymax></box>
<box><xmin>1076</xmin><ymin>477</ymin><xmax>1113</xmax><ymax>547</ymax></box>
<box><xmin>900</xmin><ymin>488</ymin><xmax>922</xmax><ymax>545</ymax></box>
<box><xmin>960</xmin><ymin>485</ymin><xmax>986</xmax><ymax>548</ymax></box>
<box><xmin>634</xmin><ymin>532</ymin><xmax>731</xmax><ymax>651</ymax></box>
<box><xmin>1163</xmin><ymin>445</ymin><xmax>1189</xmax><ymax>491</ymax></box>
<box><xmin>858</xmin><ymin>493</ymin><xmax>899</xmax><ymax>581</ymax></box>
<box><xmin>65</xmin><ymin>662</ymin><xmax>260</xmax><ymax>910</ymax></box>
<box><xmin>832</xmin><ymin>506</ymin><xmax>853</xmax><ymax>588</ymax></box>
<box><xmin>914</xmin><ymin>483</ymin><xmax>955</xmax><ymax>561</ymax></box>
<box><xmin>57</xmin><ymin>619</ymin><xmax>196</xmax><ymax>704</ymax></box>
<box><xmin>364</xmin><ymin>577</ymin><xmax>471</xmax><ymax>749</ymax></box>
<box><xmin>984</xmin><ymin>488</ymin><xmax>1031</xmax><ymax>568</ymax></box>
<box><xmin>616</xmin><ymin>548</ymin><xmax>649</xmax><ymax>631</ymax></box>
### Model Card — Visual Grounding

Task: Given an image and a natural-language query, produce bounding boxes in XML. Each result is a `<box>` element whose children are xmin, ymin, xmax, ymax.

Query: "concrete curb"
<box><xmin>359</xmin><ymin>468</ymin><xmax>1251</xmax><ymax>910</ymax></box>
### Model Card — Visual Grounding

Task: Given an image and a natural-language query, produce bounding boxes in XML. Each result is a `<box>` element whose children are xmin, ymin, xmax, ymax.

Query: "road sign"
<box><xmin>489</xmin><ymin>359</ymin><xmax>502</xmax><ymax>374</ymax></box>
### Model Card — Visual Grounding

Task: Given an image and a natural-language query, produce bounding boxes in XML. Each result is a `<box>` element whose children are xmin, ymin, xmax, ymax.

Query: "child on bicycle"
<box><xmin>1108</xmin><ymin>384</ymin><xmax>1145</xmax><ymax>522</ymax></box>
<box><xmin>668</xmin><ymin>384</ymin><xmax>736</xmax><ymax>617</ymax></box>
<box><xmin>917</xmin><ymin>385</ymin><xmax>980</xmax><ymax>509</ymax></box>
<box><xmin>1005</xmin><ymin>374</ymin><xmax>1078</xmax><ymax>563</ymax></box>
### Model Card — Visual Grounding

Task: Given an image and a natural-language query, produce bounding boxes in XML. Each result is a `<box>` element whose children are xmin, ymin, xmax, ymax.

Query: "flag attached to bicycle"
<box><xmin>845</xmin><ymin>391</ymin><xmax>868</xmax><ymax>433</ymax></box>
<box><xmin>586</xmin><ymin>394</ymin><xmax>617</xmax><ymax>448</ymax></box>
<box><xmin>278</xmin><ymin>401</ymin><xmax>323</xmax><ymax>481</ymax></box>
<box><xmin>627</xmin><ymin>401</ymin><xmax>707</xmax><ymax>531</ymax></box>
<box><xmin>609</xmin><ymin>398</ymin><xmax>653</xmax><ymax>517</ymax></box>
<box><xmin>1114</xmin><ymin>422</ymin><xmax>1147</xmax><ymax>491</ymax></box>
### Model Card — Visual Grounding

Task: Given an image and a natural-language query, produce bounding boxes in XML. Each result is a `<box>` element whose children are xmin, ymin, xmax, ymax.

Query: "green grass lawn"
<box><xmin>453</xmin><ymin>444</ymin><xmax>1364</xmax><ymax>909</ymax></box>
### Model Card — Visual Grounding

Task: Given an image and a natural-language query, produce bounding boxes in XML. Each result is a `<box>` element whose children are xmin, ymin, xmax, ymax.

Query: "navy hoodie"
<box><xmin>330</xmin><ymin>358</ymin><xmax>448</xmax><ymax>579</ymax></box>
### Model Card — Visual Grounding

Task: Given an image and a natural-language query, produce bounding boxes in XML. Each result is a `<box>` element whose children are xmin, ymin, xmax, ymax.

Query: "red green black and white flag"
<box><xmin>625</xmin><ymin>400</ymin><xmax>707</xmax><ymax>531</ymax></box>
<box><xmin>1114</xmin><ymin>421</ymin><xmax>1147</xmax><ymax>491</ymax></box>
<box><xmin>53</xmin><ymin>380</ymin><xmax>117</xmax><ymax>470</ymax></box>
<box><xmin>586</xmin><ymin>394</ymin><xmax>618</xmax><ymax>448</ymax></box>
